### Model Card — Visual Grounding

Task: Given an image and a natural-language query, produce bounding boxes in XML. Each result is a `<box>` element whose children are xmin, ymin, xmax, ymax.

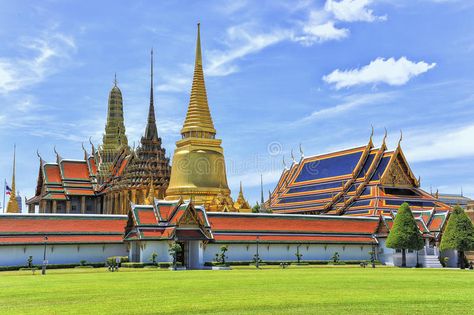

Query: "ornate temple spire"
<box><xmin>181</xmin><ymin>23</ymin><xmax>216</xmax><ymax>138</ymax></box>
<box><xmin>7</xmin><ymin>145</ymin><xmax>20</xmax><ymax>213</ymax></box>
<box><xmin>144</xmin><ymin>49</ymin><xmax>159</xmax><ymax>141</ymax></box>
<box><xmin>166</xmin><ymin>24</ymin><xmax>233</xmax><ymax>212</ymax></box>
<box><xmin>97</xmin><ymin>74</ymin><xmax>129</xmax><ymax>183</ymax></box>
<box><xmin>103</xmin><ymin>74</ymin><xmax>128</xmax><ymax>150</ymax></box>
<box><xmin>260</xmin><ymin>174</ymin><xmax>264</xmax><ymax>204</ymax></box>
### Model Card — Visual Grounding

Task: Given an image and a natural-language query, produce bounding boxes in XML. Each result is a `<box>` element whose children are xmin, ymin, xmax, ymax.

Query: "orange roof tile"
<box><xmin>208</xmin><ymin>213</ymin><xmax>379</xmax><ymax>234</ymax></box>
<box><xmin>213</xmin><ymin>234</ymin><xmax>375</xmax><ymax>243</ymax></box>
<box><xmin>0</xmin><ymin>215</ymin><xmax>126</xmax><ymax>234</ymax></box>
<box><xmin>62</xmin><ymin>161</ymin><xmax>90</xmax><ymax>180</ymax></box>
<box><xmin>0</xmin><ymin>235</ymin><xmax>123</xmax><ymax>245</ymax></box>
<box><xmin>44</xmin><ymin>165</ymin><xmax>61</xmax><ymax>183</ymax></box>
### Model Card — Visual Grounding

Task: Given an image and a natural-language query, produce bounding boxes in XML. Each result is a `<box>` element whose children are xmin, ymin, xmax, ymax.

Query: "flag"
<box><xmin>5</xmin><ymin>184</ymin><xmax>12</xmax><ymax>196</ymax></box>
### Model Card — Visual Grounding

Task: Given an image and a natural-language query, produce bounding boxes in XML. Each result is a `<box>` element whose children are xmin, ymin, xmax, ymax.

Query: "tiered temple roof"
<box><xmin>267</xmin><ymin>134</ymin><xmax>451</xmax><ymax>216</ymax></box>
<box><xmin>124</xmin><ymin>199</ymin><xmax>213</xmax><ymax>241</ymax></box>
<box><xmin>29</xmin><ymin>152</ymin><xmax>96</xmax><ymax>204</ymax></box>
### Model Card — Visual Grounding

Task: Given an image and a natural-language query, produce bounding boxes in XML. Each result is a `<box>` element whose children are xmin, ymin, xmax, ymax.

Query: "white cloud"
<box><xmin>404</xmin><ymin>124</ymin><xmax>474</xmax><ymax>162</ymax></box>
<box><xmin>295</xmin><ymin>20</ymin><xmax>349</xmax><ymax>45</ymax></box>
<box><xmin>206</xmin><ymin>24</ymin><xmax>290</xmax><ymax>77</ymax></box>
<box><xmin>295</xmin><ymin>92</ymin><xmax>394</xmax><ymax>124</ymax></box>
<box><xmin>0</xmin><ymin>31</ymin><xmax>76</xmax><ymax>94</ymax></box>
<box><xmin>323</xmin><ymin>57</ymin><xmax>436</xmax><ymax>89</ymax></box>
<box><xmin>325</xmin><ymin>0</ymin><xmax>387</xmax><ymax>22</ymax></box>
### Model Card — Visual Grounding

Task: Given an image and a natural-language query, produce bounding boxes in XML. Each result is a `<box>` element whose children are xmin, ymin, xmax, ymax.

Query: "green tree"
<box><xmin>332</xmin><ymin>252</ymin><xmax>340</xmax><ymax>264</ymax></box>
<box><xmin>386</xmin><ymin>203</ymin><xmax>424</xmax><ymax>267</ymax></box>
<box><xmin>149</xmin><ymin>252</ymin><xmax>158</xmax><ymax>266</ymax></box>
<box><xmin>27</xmin><ymin>256</ymin><xmax>33</xmax><ymax>269</ymax></box>
<box><xmin>215</xmin><ymin>245</ymin><xmax>229</xmax><ymax>265</ymax></box>
<box><xmin>168</xmin><ymin>242</ymin><xmax>182</xmax><ymax>270</ymax></box>
<box><xmin>295</xmin><ymin>245</ymin><xmax>303</xmax><ymax>263</ymax></box>
<box><xmin>252</xmin><ymin>203</ymin><xmax>261</xmax><ymax>213</ymax></box>
<box><xmin>440</xmin><ymin>206</ymin><xmax>474</xmax><ymax>269</ymax></box>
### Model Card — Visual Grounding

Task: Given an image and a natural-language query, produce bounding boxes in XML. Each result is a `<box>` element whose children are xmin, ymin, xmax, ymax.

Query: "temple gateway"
<box><xmin>0</xmin><ymin>24</ymin><xmax>457</xmax><ymax>269</ymax></box>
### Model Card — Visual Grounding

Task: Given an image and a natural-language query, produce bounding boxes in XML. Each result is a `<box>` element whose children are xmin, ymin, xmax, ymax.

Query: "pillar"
<box><xmin>66</xmin><ymin>200</ymin><xmax>71</xmax><ymax>214</ymax></box>
<box><xmin>122</xmin><ymin>191</ymin><xmax>128</xmax><ymax>214</ymax></box>
<box><xmin>131</xmin><ymin>189</ymin><xmax>137</xmax><ymax>204</ymax></box>
<box><xmin>103</xmin><ymin>195</ymin><xmax>107</xmax><ymax>214</ymax></box>
<box><xmin>107</xmin><ymin>194</ymin><xmax>112</xmax><ymax>214</ymax></box>
<box><xmin>52</xmin><ymin>200</ymin><xmax>57</xmax><ymax>213</ymax></box>
<box><xmin>81</xmin><ymin>196</ymin><xmax>86</xmax><ymax>214</ymax></box>
<box><xmin>40</xmin><ymin>200</ymin><xmax>46</xmax><ymax>213</ymax></box>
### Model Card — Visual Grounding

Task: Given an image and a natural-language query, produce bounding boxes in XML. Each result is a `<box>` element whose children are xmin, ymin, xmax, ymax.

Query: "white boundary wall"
<box><xmin>0</xmin><ymin>244</ymin><xmax>127</xmax><ymax>266</ymax></box>
<box><xmin>203</xmin><ymin>243</ymin><xmax>373</xmax><ymax>262</ymax></box>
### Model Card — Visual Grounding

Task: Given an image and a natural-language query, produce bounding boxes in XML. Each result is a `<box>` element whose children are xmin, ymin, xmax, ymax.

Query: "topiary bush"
<box><xmin>121</xmin><ymin>262</ymin><xmax>146</xmax><ymax>268</ymax></box>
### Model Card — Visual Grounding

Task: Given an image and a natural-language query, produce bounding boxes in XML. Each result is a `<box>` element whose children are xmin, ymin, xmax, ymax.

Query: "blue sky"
<box><xmin>1</xmin><ymin>0</ymin><xmax>473</xmax><ymax>211</ymax></box>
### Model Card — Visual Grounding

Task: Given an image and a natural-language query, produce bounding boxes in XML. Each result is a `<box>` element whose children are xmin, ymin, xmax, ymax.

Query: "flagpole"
<box><xmin>3</xmin><ymin>178</ymin><xmax>5</xmax><ymax>213</ymax></box>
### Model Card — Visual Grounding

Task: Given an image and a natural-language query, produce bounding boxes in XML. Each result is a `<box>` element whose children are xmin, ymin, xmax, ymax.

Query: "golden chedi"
<box><xmin>166</xmin><ymin>24</ymin><xmax>236</xmax><ymax>212</ymax></box>
<box><xmin>7</xmin><ymin>145</ymin><xmax>20</xmax><ymax>213</ymax></box>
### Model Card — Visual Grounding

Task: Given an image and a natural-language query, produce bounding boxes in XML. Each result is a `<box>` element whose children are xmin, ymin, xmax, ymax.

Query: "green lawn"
<box><xmin>0</xmin><ymin>266</ymin><xmax>473</xmax><ymax>314</ymax></box>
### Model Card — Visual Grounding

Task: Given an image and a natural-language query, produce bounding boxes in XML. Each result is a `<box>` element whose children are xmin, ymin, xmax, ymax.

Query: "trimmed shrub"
<box><xmin>158</xmin><ymin>262</ymin><xmax>171</xmax><ymax>268</ymax></box>
<box><xmin>106</xmin><ymin>256</ymin><xmax>128</xmax><ymax>265</ymax></box>
<box><xmin>121</xmin><ymin>262</ymin><xmax>146</xmax><ymax>268</ymax></box>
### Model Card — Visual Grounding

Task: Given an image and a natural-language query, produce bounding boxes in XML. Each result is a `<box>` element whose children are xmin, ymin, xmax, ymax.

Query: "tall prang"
<box><xmin>166</xmin><ymin>24</ymin><xmax>236</xmax><ymax>212</ymax></box>
<box><xmin>6</xmin><ymin>145</ymin><xmax>20</xmax><ymax>213</ymax></box>
<box><xmin>103</xmin><ymin>50</ymin><xmax>171</xmax><ymax>214</ymax></box>
<box><xmin>97</xmin><ymin>76</ymin><xmax>129</xmax><ymax>184</ymax></box>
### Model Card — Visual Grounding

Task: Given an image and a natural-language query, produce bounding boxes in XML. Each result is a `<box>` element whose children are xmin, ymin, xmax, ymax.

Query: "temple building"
<box><xmin>266</xmin><ymin>132</ymin><xmax>451</xmax><ymax>216</ymax></box>
<box><xmin>4</xmin><ymin>24</ymin><xmax>459</xmax><ymax>270</ymax></box>
<box><xmin>165</xmin><ymin>24</ymin><xmax>241</xmax><ymax>212</ymax></box>
<box><xmin>436</xmin><ymin>193</ymin><xmax>473</xmax><ymax>209</ymax></box>
<box><xmin>100</xmin><ymin>50</ymin><xmax>171</xmax><ymax>214</ymax></box>
<box><xmin>26</xmin><ymin>52</ymin><xmax>171</xmax><ymax>215</ymax></box>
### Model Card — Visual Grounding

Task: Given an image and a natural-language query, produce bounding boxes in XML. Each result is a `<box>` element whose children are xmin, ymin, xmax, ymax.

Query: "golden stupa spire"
<box><xmin>7</xmin><ymin>145</ymin><xmax>20</xmax><ymax>213</ymax></box>
<box><xmin>145</xmin><ymin>174</ymin><xmax>155</xmax><ymax>206</ymax></box>
<box><xmin>166</xmin><ymin>24</ymin><xmax>234</xmax><ymax>212</ymax></box>
<box><xmin>181</xmin><ymin>23</ymin><xmax>216</xmax><ymax>138</ymax></box>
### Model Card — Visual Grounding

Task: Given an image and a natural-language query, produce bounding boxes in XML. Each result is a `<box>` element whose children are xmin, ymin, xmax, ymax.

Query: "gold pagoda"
<box><xmin>166</xmin><ymin>24</ymin><xmax>237</xmax><ymax>212</ymax></box>
<box><xmin>6</xmin><ymin>145</ymin><xmax>20</xmax><ymax>213</ymax></box>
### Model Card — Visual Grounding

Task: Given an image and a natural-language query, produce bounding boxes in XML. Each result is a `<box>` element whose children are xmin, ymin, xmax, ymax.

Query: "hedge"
<box><xmin>158</xmin><ymin>262</ymin><xmax>171</xmax><ymax>268</ymax></box>
<box><xmin>204</xmin><ymin>260</ymin><xmax>382</xmax><ymax>266</ymax></box>
<box><xmin>121</xmin><ymin>262</ymin><xmax>146</xmax><ymax>268</ymax></box>
<box><xmin>0</xmin><ymin>262</ymin><xmax>106</xmax><ymax>272</ymax></box>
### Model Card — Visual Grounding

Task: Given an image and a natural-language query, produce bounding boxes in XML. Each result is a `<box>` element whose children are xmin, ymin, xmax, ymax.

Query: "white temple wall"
<box><xmin>203</xmin><ymin>243</ymin><xmax>373</xmax><ymax>262</ymax></box>
<box><xmin>138</xmin><ymin>241</ymin><xmax>173</xmax><ymax>263</ymax></box>
<box><xmin>0</xmin><ymin>244</ymin><xmax>127</xmax><ymax>266</ymax></box>
<box><xmin>440</xmin><ymin>249</ymin><xmax>458</xmax><ymax>267</ymax></box>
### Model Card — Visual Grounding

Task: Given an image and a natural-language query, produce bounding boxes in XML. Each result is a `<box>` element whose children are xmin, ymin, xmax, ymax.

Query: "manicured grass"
<box><xmin>0</xmin><ymin>266</ymin><xmax>473</xmax><ymax>314</ymax></box>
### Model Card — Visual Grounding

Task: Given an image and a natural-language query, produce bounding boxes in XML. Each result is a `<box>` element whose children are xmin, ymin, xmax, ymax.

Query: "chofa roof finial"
<box><xmin>299</xmin><ymin>143</ymin><xmax>304</xmax><ymax>159</ymax></box>
<box><xmin>382</xmin><ymin>127</ymin><xmax>388</xmax><ymax>146</ymax></box>
<box><xmin>283</xmin><ymin>156</ymin><xmax>287</xmax><ymax>170</ymax></box>
<box><xmin>291</xmin><ymin>149</ymin><xmax>296</xmax><ymax>164</ymax></box>
<box><xmin>398</xmin><ymin>129</ymin><xmax>403</xmax><ymax>147</ymax></box>
<box><xmin>370</xmin><ymin>124</ymin><xmax>374</xmax><ymax>143</ymax></box>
